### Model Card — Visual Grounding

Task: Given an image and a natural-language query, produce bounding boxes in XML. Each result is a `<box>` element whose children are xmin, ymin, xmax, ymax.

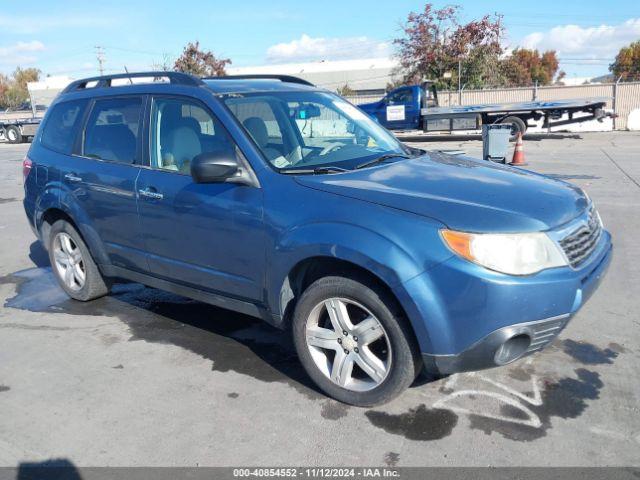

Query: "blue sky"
<box><xmin>1</xmin><ymin>0</ymin><xmax>638</xmax><ymax>80</ymax></box>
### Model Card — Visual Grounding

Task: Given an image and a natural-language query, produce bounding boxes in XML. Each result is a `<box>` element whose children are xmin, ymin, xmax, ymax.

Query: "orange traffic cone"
<box><xmin>510</xmin><ymin>132</ymin><xmax>527</xmax><ymax>166</ymax></box>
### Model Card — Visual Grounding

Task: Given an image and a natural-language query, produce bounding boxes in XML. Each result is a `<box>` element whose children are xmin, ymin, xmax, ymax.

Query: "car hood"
<box><xmin>294</xmin><ymin>152</ymin><xmax>588</xmax><ymax>232</ymax></box>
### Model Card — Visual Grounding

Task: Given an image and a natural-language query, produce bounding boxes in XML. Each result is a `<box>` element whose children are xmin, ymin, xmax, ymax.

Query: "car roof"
<box><xmin>203</xmin><ymin>78</ymin><xmax>318</xmax><ymax>95</ymax></box>
<box><xmin>57</xmin><ymin>72</ymin><xmax>320</xmax><ymax>101</ymax></box>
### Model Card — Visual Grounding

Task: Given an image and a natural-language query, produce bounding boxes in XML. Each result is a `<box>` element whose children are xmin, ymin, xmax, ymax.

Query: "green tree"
<box><xmin>173</xmin><ymin>41</ymin><xmax>231</xmax><ymax>77</ymax></box>
<box><xmin>0</xmin><ymin>67</ymin><xmax>40</xmax><ymax>109</ymax></box>
<box><xmin>501</xmin><ymin>49</ymin><xmax>559</xmax><ymax>86</ymax></box>
<box><xmin>13</xmin><ymin>67</ymin><xmax>40</xmax><ymax>91</ymax></box>
<box><xmin>336</xmin><ymin>84</ymin><xmax>355</xmax><ymax>96</ymax></box>
<box><xmin>610</xmin><ymin>40</ymin><xmax>640</xmax><ymax>81</ymax></box>
<box><xmin>0</xmin><ymin>74</ymin><xmax>8</xmax><ymax>108</ymax></box>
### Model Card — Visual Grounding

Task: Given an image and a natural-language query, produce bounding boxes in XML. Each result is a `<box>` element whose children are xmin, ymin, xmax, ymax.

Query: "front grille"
<box><xmin>559</xmin><ymin>208</ymin><xmax>602</xmax><ymax>268</ymax></box>
<box><xmin>526</xmin><ymin>316</ymin><xmax>569</xmax><ymax>353</ymax></box>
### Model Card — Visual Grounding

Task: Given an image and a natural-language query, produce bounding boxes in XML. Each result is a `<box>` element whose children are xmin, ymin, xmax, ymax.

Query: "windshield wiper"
<box><xmin>355</xmin><ymin>153</ymin><xmax>410</xmax><ymax>170</ymax></box>
<box><xmin>280</xmin><ymin>166</ymin><xmax>348</xmax><ymax>175</ymax></box>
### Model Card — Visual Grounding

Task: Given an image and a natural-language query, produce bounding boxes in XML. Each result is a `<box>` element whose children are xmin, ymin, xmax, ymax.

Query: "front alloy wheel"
<box><xmin>293</xmin><ymin>275</ymin><xmax>421</xmax><ymax>406</ymax></box>
<box><xmin>306</xmin><ymin>298</ymin><xmax>391</xmax><ymax>391</ymax></box>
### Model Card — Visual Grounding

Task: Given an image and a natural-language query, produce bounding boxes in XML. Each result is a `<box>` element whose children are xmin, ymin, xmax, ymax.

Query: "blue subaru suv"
<box><xmin>23</xmin><ymin>72</ymin><xmax>612</xmax><ymax>406</ymax></box>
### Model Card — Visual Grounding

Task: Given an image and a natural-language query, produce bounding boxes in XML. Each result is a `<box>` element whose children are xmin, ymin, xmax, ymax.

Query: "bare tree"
<box><xmin>152</xmin><ymin>53</ymin><xmax>174</xmax><ymax>72</ymax></box>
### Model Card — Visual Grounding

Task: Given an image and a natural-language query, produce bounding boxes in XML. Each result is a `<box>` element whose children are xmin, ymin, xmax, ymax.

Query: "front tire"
<box><xmin>48</xmin><ymin>220</ymin><xmax>110</xmax><ymax>301</ymax></box>
<box><xmin>293</xmin><ymin>275</ymin><xmax>421</xmax><ymax>406</ymax></box>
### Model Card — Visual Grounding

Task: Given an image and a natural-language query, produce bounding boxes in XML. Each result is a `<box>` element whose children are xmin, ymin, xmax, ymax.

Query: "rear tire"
<box><xmin>48</xmin><ymin>220</ymin><xmax>110</xmax><ymax>301</ymax></box>
<box><xmin>501</xmin><ymin>116</ymin><xmax>527</xmax><ymax>139</ymax></box>
<box><xmin>292</xmin><ymin>275</ymin><xmax>421</xmax><ymax>406</ymax></box>
<box><xmin>5</xmin><ymin>125</ymin><xmax>22</xmax><ymax>144</ymax></box>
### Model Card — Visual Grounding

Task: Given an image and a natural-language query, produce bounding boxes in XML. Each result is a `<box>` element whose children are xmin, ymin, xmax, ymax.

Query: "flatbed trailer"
<box><xmin>0</xmin><ymin>114</ymin><xmax>41</xmax><ymax>144</ymax></box>
<box><xmin>358</xmin><ymin>82</ymin><xmax>614</xmax><ymax>137</ymax></box>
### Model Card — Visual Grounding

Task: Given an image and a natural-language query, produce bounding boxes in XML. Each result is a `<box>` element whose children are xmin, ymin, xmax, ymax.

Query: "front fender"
<box><xmin>268</xmin><ymin>220</ymin><xmax>446</xmax><ymax>352</ymax></box>
<box><xmin>266</xmin><ymin>221</ymin><xmax>426</xmax><ymax>326</ymax></box>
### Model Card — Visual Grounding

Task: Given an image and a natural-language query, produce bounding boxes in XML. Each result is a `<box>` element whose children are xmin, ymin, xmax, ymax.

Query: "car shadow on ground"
<box><xmin>6</xmin><ymin>242</ymin><xmax>439</xmax><ymax>400</ymax></box>
<box><xmin>4</xmin><ymin>242</ymin><xmax>321</xmax><ymax>398</ymax></box>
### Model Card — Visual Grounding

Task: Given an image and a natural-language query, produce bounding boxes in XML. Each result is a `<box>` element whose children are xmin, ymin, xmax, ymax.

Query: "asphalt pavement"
<box><xmin>0</xmin><ymin>132</ymin><xmax>638</xmax><ymax>467</ymax></box>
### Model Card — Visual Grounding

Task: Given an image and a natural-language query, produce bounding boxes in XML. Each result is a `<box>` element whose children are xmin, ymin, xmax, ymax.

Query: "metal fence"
<box><xmin>347</xmin><ymin>94</ymin><xmax>383</xmax><ymax>106</ymax></box>
<box><xmin>345</xmin><ymin>82</ymin><xmax>640</xmax><ymax>130</ymax></box>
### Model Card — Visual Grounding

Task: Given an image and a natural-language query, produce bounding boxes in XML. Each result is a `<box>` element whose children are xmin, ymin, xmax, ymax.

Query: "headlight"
<box><xmin>441</xmin><ymin>230</ymin><xmax>568</xmax><ymax>275</ymax></box>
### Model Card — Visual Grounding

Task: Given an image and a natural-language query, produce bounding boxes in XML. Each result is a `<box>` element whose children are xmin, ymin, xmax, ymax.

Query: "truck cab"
<box><xmin>359</xmin><ymin>83</ymin><xmax>437</xmax><ymax>131</ymax></box>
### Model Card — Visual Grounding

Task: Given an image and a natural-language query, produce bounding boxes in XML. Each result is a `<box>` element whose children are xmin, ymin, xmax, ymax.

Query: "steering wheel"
<box><xmin>320</xmin><ymin>143</ymin><xmax>345</xmax><ymax>156</ymax></box>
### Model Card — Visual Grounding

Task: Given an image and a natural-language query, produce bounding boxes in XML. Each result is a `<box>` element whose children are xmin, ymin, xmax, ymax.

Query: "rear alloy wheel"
<box><xmin>5</xmin><ymin>125</ymin><xmax>22</xmax><ymax>144</ymax></box>
<box><xmin>48</xmin><ymin>220</ymin><xmax>110</xmax><ymax>301</ymax></box>
<box><xmin>293</xmin><ymin>275</ymin><xmax>421</xmax><ymax>406</ymax></box>
<box><xmin>52</xmin><ymin>232</ymin><xmax>86</xmax><ymax>292</ymax></box>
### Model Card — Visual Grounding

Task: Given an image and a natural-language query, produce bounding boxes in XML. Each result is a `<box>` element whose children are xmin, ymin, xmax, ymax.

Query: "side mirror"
<box><xmin>190</xmin><ymin>151</ymin><xmax>239</xmax><ymax>183</ymax></box>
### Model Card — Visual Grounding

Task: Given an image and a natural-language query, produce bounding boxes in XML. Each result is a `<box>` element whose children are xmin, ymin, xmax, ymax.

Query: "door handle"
<box><xmin>138</xmin><ymin>188</ymin><xmax>163</xmax><ymax>200</ymax></box>
<box><xmin>64</xmin><ymin>173</ymin><xmax>82</xmax><ymax>182</ymax></box>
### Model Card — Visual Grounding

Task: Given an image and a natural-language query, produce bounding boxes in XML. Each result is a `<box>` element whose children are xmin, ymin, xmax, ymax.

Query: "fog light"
<box><xmin>494</xmin><ymin>334</ymin><xmax>531</xmax><ymax>365</ymax></box>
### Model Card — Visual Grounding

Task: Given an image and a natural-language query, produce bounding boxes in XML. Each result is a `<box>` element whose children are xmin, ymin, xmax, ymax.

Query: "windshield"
<box><xmin>221</xmin><ymin>91</ymin><xmax>413</xmax><ymax>171</ymax></box>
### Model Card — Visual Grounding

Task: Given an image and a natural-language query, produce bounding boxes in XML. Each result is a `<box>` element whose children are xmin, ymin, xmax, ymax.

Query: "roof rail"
<box><xmin>61</xmin><ymin>71</ymin><xmax>204</xmax><ymax>93</ymax></box>
<box><xmin>204</xmin><ymin>74</ymin><xmax>315</xmax><ymax>87</ymax></box>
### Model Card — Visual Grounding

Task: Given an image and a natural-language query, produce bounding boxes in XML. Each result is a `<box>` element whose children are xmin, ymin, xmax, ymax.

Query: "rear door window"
<box><xmin>83</xmin><ymin>97</ymin><xmax>142</xmax><ymax>164</ymax></box>
<box><xmin>41</xmin><ymin>99</ymin><xmax>88</xmax><ymax>154</ymax></box>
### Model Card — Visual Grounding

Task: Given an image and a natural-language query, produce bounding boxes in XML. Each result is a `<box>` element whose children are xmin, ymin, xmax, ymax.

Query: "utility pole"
<box><xmin>95</xmin><ymin>46</ymin><xmax>106</xmax><ymax>75</ymax></box>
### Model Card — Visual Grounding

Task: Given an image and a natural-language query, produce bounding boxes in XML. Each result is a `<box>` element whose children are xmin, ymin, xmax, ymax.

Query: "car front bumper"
<box><xmin>421</xmin><ymin>313</ymin><xmax>571</xmax><ymax>374</ymax></box>
<box><xmin>394</xmin><ymin>230</ymin><xmax>612</xmax><ymax>374</ymax></box>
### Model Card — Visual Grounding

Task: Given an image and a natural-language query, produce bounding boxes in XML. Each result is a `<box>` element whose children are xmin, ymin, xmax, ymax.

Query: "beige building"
<box><xmin>228</xmin><ymin>58</ymin><xmax>400</xmax><ymax>95</ymax></box>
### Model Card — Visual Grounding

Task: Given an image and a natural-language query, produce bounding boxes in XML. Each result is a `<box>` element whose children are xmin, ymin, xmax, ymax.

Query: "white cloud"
<box><xmin>520</xmin><ymin>18</ymin><xmax>640</xmax><ymax>59</ymax></box>
<box><xmin>0</xmin><ymin>41</ymin><xmax>45</xmax><ymax>66</ymax></box>
<box><xmin>266</xmin><ymin>34</ymin><xmax>390</xmax><ymax>63</ymax></box>
<box><xmin>0</xmin><ymin>41</ymin><xmax>45</xmax><ymax>56</ymax></box>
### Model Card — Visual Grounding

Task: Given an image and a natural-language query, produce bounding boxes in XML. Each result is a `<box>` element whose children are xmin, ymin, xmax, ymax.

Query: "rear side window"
<box><xmin>41</xmin><ymin>99</ymin><xmax>88</xmax><ymax>154</ymax></box>
<box><xmin>83</xmin><ymin>97</ymin><xmax>142</xmax><ymax>164</ymax></box>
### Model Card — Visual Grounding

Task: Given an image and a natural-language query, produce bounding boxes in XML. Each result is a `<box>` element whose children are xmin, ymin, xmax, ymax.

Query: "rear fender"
<box><xmin>38</xmin><ymin>183</ymin><xmax>110</xmax><ymax>266</ymax></box>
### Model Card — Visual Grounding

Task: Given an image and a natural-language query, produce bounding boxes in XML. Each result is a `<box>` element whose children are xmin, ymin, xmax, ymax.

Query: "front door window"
<box><xmin>150</xmin><ymin>97</ymin><xmax>238</xmax><ymax>174</ymax></box>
